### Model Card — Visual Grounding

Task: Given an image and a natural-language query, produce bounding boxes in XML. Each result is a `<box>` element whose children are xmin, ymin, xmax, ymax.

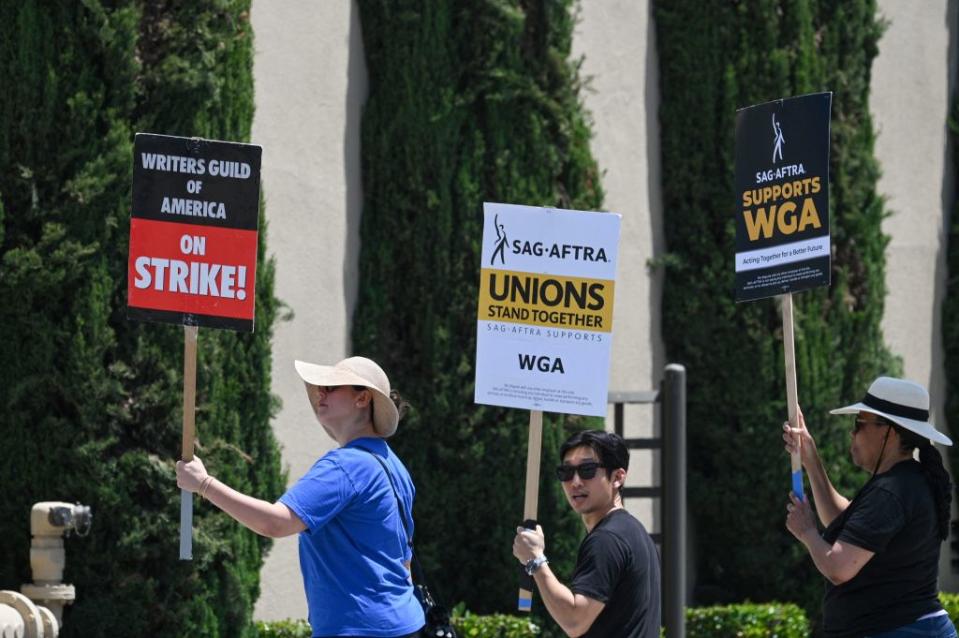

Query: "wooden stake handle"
<box><xmin>781</xmin><ymin>294</ymin><xmax>804</xmax><ymax>500</ymax></box>
<box><xmin>182</xmin><ymin>325</ymin><xmax>198</xmax><ymax>460</ymax></box>
<box><xmin>518</xmin><ymin>410</ymin><xmax>543</xmax><ymax>612</ymax></box>
<box><xmin>180</xmin><ymin>325</ymin><xmax>198</xmax><ymax>560</ymax></box>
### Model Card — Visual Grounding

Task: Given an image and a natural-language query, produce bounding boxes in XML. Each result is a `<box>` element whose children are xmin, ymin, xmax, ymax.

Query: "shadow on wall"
<box><xmin>935</xmin><ymin>0</ymin><xmax>959</xmax><ymax>435</ymax></box>
<box><xmin>644</xmin><ymin>0</ymin><xmax>666</xmax><ymax>379</ymax></box>
<box><xmin>343</xmin><ymin>0</ymin><xmax>368</xmax><ymax>353</ymax></box>
<box><xmin>937</xmin><ymin>0</ymin><xmax>959</xmax><ymax>592</ymax></box>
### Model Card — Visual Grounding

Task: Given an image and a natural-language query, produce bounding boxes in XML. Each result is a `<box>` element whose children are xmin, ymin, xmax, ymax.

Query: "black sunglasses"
<box><xmin>555</xmin><ymin>461</ymin><xmax>606</xmax><ymax>482</ymax></box>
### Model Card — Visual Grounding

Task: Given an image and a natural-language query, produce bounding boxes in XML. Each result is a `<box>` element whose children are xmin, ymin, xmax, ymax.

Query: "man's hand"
<box><xmin>513</xmin><ymin>523</ymin><xmax>607</xmax><ymax>636</ymax></box>
<box><xmin>176</xmin><ymin>456</ymin><xmax>209</xmax><ymax>493</ymax></box>
<box><xmin>513</xmin><ymin>524</ymin><xmax>546</xmax><ymax>564</ymax></box>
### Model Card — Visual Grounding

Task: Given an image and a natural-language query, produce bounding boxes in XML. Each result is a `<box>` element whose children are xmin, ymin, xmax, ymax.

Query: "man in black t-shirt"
<box><xmin>512</xmin><ymin>430</ymin><xmax>661</xmax><ymax>638</ymax></box>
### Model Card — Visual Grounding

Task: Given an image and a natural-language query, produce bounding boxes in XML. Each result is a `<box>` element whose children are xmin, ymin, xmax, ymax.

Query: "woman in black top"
<box><xmin>783</xmin><ymin>377</ymin><xmax>956</xmax><ymax>638</ymax></box>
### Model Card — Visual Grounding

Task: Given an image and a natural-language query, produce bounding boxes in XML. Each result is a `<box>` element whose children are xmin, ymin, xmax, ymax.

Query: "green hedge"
<box><xmin>253</xmin><ymin>614</ymin><xmax>541</xmax><ymax>638</ymax></box>
<box><xmin>454</xmin><ymin>610</ymin><xmax>542</xmax><ymax>638</ymax></box>
<box><xmin>254</xmin><ymin>602</ymin><xmax>810</xmax><ymax>638</ymax></box>
<box><xmin>684</xmin><ymin>603</ymin><xmax>809</xmax><ymax>638</ymax></box>
<box><xmin>942</xmin><ymin>593</ymin><xmax>959</xmax><ymax>620</ymax></box>
<box><xmin>253</xmin><ymin>619</ymin><xmax>312</xmax><ymax>638</ymax></box>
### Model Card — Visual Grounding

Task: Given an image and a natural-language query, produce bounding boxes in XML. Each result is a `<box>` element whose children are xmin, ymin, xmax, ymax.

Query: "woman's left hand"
<box><xmin>785</xmin><ymin>492</ymin><xmax>816</xmax><ymax>542</ymax></box>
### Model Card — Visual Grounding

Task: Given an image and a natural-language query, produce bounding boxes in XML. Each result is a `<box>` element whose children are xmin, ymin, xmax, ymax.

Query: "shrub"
<box><xmin>253</xmin><ymin>619</ymin><xmax>312</xmax><ymax>638</ymax></box>
<box><xmin>941</xmin><ymin>592</ymin><xmax>959</xmax><ymax>621</ymax></box>
<box><xmin>685</xmin><ymin>602</ymin><xmax>810</xmax><ymax>638</ymax></box>
<box><xmin>454</xmin><ymin>607</ymin><xmax>541</xmax><ymax>637</ymax></box>
<box><xmin>253</xmin><ymin>603</ymin><xmax>812</xmax><ymax>638</ymax></box>
<box><xmin>254</xmin><ymin>613</ymin><xmax>541</xmax><ymax>638</ymax></box>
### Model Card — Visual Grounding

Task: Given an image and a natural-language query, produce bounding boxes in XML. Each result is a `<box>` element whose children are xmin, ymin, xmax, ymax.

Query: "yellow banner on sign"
<box><xmin>477</xmin><ymin>268</ymin><xmax>615</xmax><ymax>333</ymax></box>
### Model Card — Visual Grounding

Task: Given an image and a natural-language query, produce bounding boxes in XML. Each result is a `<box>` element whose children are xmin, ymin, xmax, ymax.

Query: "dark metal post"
<box><xmin>662</xmin><ymin>364</ymin><xmax>686</xmax><ymax>638</ymax></box>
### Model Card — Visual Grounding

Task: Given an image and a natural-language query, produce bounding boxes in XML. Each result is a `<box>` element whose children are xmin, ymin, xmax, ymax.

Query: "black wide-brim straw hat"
<box><xmin>830</xmin><ymin>376</ymin><xmax>952</xmax><ymax>446</ymax></box>
<box><xmin>294</xmin><ymin>356</ymin><xmax>400</xmax><ymax>437</ymax></box>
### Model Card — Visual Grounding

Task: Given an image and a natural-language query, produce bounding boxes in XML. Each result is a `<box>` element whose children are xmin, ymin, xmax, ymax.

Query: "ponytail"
<box><xmin>892</xmin><ymin>419</ymin><xmax>953</xmax><ymax>540</ymax></box>
<box><xmin>390</xmin><ymin>389</ymin><xmax>411</xmax><ymax>421</ymax></box>
<box><xmin>917</xmin><ymin>442</ymin><xmax>952</xmax><ymax>541</ymax></box>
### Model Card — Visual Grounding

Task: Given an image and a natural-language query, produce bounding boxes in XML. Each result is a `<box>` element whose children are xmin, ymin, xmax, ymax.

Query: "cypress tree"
<box><xmin>945</xmin><ymin>53</ymin><xmax>959</xmax><ymax>544</ymax></box>
<box><xmin>654</xmin><ymin>0</ymin><xmax>896</xmax><ymax>617</ymax></box>
<box><xmin>0</xmin><ymin>3</ymin><xmax>281</xmax><ymax>636</ymax></box>
<box><xmin>353</xmin><ymin>0</ymin><xmax>603</xmax><ymax>621</ymax></box>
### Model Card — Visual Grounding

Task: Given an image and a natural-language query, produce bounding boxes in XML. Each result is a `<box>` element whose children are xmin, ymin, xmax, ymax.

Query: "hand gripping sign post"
<box><xmin>734</xmin><ymin>93</ymin><xmax>832</xmax><ymax>500</ymax></box>
<box><xmin>128</xmin><ymin>133</ymin><xmax>262</xmax><ymax>559</ymax></box>
<box><xmin>475</xmin><ymin>202</ymin><xmax>621</xmax><ymax>611</ymax></box>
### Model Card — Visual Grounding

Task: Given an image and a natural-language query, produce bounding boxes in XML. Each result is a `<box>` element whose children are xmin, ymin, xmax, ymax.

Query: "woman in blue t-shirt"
<box><xmin>782</xmin><ymin>377</ymin><xmax>956</xmax><ymax>638</ymax></box>
<box><xmin>177</xmin><ymin>356</ymin><xmax>425</xmax><ymax>638</ymax></box>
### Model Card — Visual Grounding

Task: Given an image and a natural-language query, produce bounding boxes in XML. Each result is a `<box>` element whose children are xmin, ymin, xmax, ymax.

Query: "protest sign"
<box><xmin>128</xmin><ymin>133</ymin><xmax>261</xmax><ymax>332</ymax></box>
<box><xmin>474</xmin><ymin>202</ymin><xmax>621</xmax><ymax>610</ymax></box>
<box><xmin>734</xmin><ymin>93</ymin><xmax>832</xmax><ymax>499</ymax></box>
<box><xmin>475</xmin><ymin>203</ymin><xmax>621</xmax><ymax>418</ymax></box>
<box><xmin>128</xmin><ymin>133</ymin><xmax>262</xmax><ymax>560</ymax></box>
<box><xmin>735</xmin><ymin>93</ymin><xmax>832</xmax><ymax>302</ymax></box>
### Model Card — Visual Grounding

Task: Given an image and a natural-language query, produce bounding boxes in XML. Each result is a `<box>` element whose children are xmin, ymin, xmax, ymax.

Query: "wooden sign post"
<box><xmin>517</xmin><ymin>410</ymin><xmax>543</xmax><ymax>611</ymax></box>
<box><xmin>781</xmin><ymin>294</ymin><xmax>803</xmax><ymax>499</ymax></box>
<box><xmin>473</xmin><ymin>203</ymin><xmax>622</xmax><ymax>611</ymax></box>
<box><xmin>179</xmin><ymin>325</ymin><xmax>199</xmax><ymax>559</ymax></box>
<box><xmin>734</xmin><ymin>93</ymin><xmax>832</xmax><ymax>499</ymax></box>
<box><xmin>128</xmin><ymin>133</ymin><xmax>262</xmax><ymax>559</ymax></box>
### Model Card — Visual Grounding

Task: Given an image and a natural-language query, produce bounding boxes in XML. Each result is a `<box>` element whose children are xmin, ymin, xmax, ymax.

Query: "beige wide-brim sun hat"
<box><xmin>830</xmin><ymin>376</ymin><xmax>952</xmax><ymax>446</ymax></box>
<box><xmin>294</xmin><ymin>356</ymin><xmax>400</xmax><ymax>438</ymax></box>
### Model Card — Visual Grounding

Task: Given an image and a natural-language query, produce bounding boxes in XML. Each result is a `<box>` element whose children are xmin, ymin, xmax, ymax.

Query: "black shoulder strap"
<box><xmin>359</xmin><ymin>448</ymin><xmax>427</xmax><ymax>583</ymax></box>
<box><xmin>362</xmin><ymin>449</ymin><xmax>412</xmax><ymax>544</ymax></box>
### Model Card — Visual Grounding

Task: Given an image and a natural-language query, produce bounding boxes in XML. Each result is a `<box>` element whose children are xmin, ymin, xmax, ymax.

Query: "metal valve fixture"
<box><xmin>0</xmin><ymin>501</ymin><xmax>93</xmax><ymax>638</ymax></box>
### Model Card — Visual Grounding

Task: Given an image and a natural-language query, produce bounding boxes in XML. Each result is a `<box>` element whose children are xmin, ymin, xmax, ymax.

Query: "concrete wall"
<box><xmin>874</xmin><ymin>0</ymin><xmax>954</xmax><ymax>438</ymax></box>
<box><xmin>250</xmin><ymin>0</ymin><xmax>367</xmax><ymax>621</ymax></box>
<box><xmin>872</xmin><ymin>0</ymin><xmax>956</xmax><ymax>588</ymax></box>
<box><xmin>572</xmin><ymin>1</ymin><xmax>664</xmax><ymax>534</ymax></box>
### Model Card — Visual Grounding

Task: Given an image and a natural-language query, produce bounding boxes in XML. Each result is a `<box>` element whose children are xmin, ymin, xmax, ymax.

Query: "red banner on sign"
<box><xmin>127</xmin><ymin>217</ymin><xmax>258</xmax><ymax>321</ymax></box>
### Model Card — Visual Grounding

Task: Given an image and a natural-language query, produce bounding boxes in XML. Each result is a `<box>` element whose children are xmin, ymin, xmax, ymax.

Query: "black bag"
<box><xmin>412</xmin><ymin>580</ymin><xmax>455</xmax><ymax>638</ymax></box>
<box><xmin>363</xmin><ymin>450</ymin><xmax>457</xmax><ymax>638</ymax></box>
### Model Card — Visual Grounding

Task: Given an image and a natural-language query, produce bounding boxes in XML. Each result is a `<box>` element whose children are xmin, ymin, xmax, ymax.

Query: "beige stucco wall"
<box><xmin>874</xmin><ymin>1</ymin><xmax>953</xmax><ymax>436</ymax></box>
<box><xmin>872</xmin><ymin>0</ymin><xmax>956</xmax><ymax>589</ymax></box>
<box><xmin>573</xmin><ymin>1</ymin><xmax>664</xmax><ymax>533</ymax></box>
<box><xmin>250</xmin><ymin>0</ymin><xmax>367</xmax><ymax>621</ymax></box>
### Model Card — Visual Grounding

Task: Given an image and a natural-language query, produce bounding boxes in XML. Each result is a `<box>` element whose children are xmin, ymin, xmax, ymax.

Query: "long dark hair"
<box><xmin>889</xmin><ymin>419</ymin><xmax>953</xmax><ymax>540</ymax></box>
